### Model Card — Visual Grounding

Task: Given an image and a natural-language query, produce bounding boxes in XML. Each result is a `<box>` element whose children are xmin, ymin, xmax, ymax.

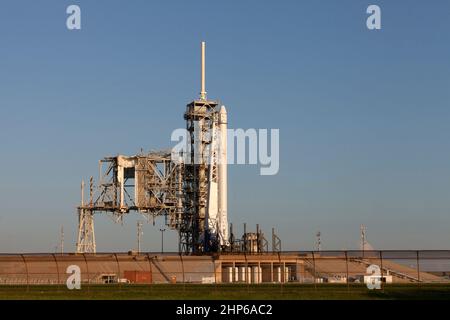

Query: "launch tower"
<box><xmin>76</xmin><ymin>42</ymin><xmax>230</xmax><ymax>254</ymax></box>
<box><xmin>180</xmin><ymin>42</ymin><xmax>229</xmax><ymax>253</ymax></box>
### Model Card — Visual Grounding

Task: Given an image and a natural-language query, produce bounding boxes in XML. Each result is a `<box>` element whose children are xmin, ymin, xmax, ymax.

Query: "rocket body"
<box><xmin>205</xmin><ymin>105</ymin><xmax>229</xmax><ymax>248</ymax></box>
<box><xmin>218</xmin><ymin>105</ymin><xmax>229</xmax><ymax>245</ymax></box>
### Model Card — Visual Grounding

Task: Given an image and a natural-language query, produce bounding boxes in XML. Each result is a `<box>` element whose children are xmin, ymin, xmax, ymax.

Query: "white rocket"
<box><xmin>217</xmin><ymin>105</ymin><xmax>229</xmax><ymax>246</ymax></box>
<box><xmin>205</xmin><ymin>105</ymin><xmax>229</xmax><ymax>247</ymax></box>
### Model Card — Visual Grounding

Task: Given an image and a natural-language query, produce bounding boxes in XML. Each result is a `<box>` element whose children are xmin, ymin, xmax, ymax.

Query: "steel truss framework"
<box><xmin>76</xmin><ymin>151</ymin><xmax>183</xmax><ymax>253</ymax></box>
<box><xmin>181</xmin><ymin>99</ymin><xmax>220</xmax><ymax>254</ymax></box>
<box><xmin>75</xmin><ymin>98</ymin><xmax>224</xmax><ymax>255</ymax></box>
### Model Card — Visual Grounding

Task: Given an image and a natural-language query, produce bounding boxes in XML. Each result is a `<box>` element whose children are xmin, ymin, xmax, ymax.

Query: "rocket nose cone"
<box><xmin>219</xmin><ymin>105</ymin><xmax>228</xmax><ymax>124</ymax></box>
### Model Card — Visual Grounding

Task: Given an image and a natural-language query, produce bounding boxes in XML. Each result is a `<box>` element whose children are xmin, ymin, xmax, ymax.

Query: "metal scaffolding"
<box><xmin>76</xmin><ymin>151</ymin><xmax>183</xmax><ymax>253</ymax></box>
<box><xmin>181</xmin><ymin>99</ymin><xmax>220</xmax><ymax>254</ymax></box>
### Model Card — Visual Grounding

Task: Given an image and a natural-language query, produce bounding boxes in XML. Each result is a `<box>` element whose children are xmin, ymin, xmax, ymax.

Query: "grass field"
<box><xmin>1</xmin><ymin>284</ymin><xmax>450</xmax><ymax>300</ymax></box>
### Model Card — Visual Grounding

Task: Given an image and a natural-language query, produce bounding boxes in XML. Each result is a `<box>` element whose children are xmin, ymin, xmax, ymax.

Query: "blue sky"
<box><xmin>0</xmin><ymin>0</ymin><xmax>449</xmax><ymax>252</ymax></box>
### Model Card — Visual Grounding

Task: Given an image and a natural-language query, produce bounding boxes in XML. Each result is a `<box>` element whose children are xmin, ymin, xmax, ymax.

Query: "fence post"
<box><xmin>379</xmin><ymin>250</ymin><xmax>384</xmax><ymax>291</ymax></box>
<box><xmin>345</xmin><ymin>251</ymin><xmax>349</xmax><ymax>291</ymax></box>
<box><xmin>179</xmin><ymin>253</ymin><xmax>185</xmax><ymax>292</ymax></box>
<box><xmin>82</xmin><ymin>253</ymin><xmax>90</xmax><ymax>294</ymax></box>
<box><xmin>245</xmin><ymin>252</ymin><xmax>249</xmax><ymax>293</ymax></box>
<box><xmin>213</xmin><ymin>258</ymin><xmax>217</xmax><ymax>293</ymax></box>
<box><xmin>416</xmin><ymin>250</ymin><xmax>421</xmax><ymax>287</ymax></box>
<box><xmin>312</xmin><ymin>251</ymin><xmax>317</xmax><ymax>290</ymax></box>
<box><xmin>52</xmin><ymin>253</ymin><xmax>61</xmax><ymax>291</ymax></box>
<box><xmin>114</xmin><ymin>253</ymin><xmax>121</xmax><ymax>291</ymax></box>
<box><xmin>277</xmin><ymin>251</ymin><xmax>283</xmax><ymax>294</ymax></box>
<box><xmin>20</xmin><ymin>254</ymin><xmax>29</xmax><ymax>292</ymax></box>
<box><xmin>146</xmin><ymin>253</ymin><xmax>153</xmax><ymax>293</ymax></box>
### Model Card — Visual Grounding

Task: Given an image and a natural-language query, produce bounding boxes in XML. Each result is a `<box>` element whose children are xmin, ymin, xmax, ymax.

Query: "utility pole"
<box><xmin>81</xmin><ymin>180</ymin><xmax>85</xmax><ymax>207</ymax></box>
<box><xmin>316</xmin><ymin>231</ymin><xmax>321</xmax><ymax>252</ymax></box>
<box><xmin>137</xmin><ymin>221</ymin><xmax>143</xmax><ymax>254</ymax></box>
<box><xmin>60</xmin><ymin>225</ymin><xmax>64</xmax><ymax>254</ymax></box>
<box><xmin>160</xmin><ymin>228</ymin><xmax>166</xmax><ymax>254</ymax></box>
<box><xmin>360</xmin><ymin>224</ymin><xmax>367</xmax><ymax>257</ymax></box>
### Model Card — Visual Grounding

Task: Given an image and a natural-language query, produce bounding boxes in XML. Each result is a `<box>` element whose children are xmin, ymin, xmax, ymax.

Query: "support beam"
<box><xmin>76</xmin><ymin>208</ymin><xmax>96</xmax><ymax>254</ymax></box>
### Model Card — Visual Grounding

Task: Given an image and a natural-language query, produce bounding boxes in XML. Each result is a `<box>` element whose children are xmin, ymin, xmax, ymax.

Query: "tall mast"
<box><xmin>200</xmin><ymin>41</ymin><xmax>207</xmax><ymax>100</ymax></box>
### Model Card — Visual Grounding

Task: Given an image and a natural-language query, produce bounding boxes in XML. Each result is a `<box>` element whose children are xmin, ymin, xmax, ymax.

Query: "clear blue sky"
<box><xmin>0</xmin><ymin>1</ymin><xmax>449</xmax><ymax>252</ymax></box>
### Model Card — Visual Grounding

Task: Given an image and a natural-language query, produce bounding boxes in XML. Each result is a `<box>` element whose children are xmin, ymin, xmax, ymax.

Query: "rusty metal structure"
<box><xmin>76</xmin><ymin>151</ymin><xmax>183</xmax><ymax>253</ymax></box>
<box><xmin>181</xmin><ymin>98</ymin><xmax>220</xmax><ymax>254</ymax></box>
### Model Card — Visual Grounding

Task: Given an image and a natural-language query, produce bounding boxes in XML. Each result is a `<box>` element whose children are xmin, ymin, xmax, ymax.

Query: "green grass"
<box><xmin>1</xmin><ymin>284</ymin><xmax>450</xmax><ymax>300</ymax></box>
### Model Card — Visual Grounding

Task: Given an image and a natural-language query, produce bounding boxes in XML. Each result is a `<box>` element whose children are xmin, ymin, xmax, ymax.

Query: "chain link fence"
<box><xmin>0</xmin><ymin>251</ymin><xmax>449</xmax><ymax>297</ymax></box>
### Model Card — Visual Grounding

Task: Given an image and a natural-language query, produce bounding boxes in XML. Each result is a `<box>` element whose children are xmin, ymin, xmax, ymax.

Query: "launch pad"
<box><xmin>76</xmin><ymin>42</ymin><xmax>277</xmax><ymax>255</ymax></box>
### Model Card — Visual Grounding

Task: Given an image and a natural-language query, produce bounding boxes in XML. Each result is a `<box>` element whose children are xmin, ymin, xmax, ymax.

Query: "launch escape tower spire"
<box><xmin>200</xmin><ymin>41</ymin><xmax>207</xmax><ymax>101</ymax></box>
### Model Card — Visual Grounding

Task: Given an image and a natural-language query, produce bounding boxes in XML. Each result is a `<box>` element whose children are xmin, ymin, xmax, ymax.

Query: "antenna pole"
<box><xmin>360</xmin><ymin>224</ymin><xmax>366</xmax><ymax>257</ymax></box>
<box><xmin>81</xmin><ymin>180</ymin><xmax>85</xmax><ymax>206</ymax></box>
<box><xmin>60</xmin><ymin>226</ymin><xmax>64</xmax><ymax>254</ymax></box>
<box><xmin>200</xmin><ymin>41</ymin><xmax>207</xmax><ymax>100</ymax></box>
<box><xmin>137</xmin><ymin>221</ymin><xmax>143</xmax><ymax>254</ymax></box>
<box><xmin>316</xmin><ymin>231</ymin><xmax>321</xmax><ymax>252</ymax></box>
